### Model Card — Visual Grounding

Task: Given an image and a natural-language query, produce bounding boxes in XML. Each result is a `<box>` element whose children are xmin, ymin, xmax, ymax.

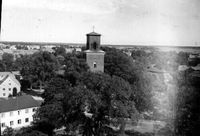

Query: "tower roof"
<box><xmin>86</xmin><ymin>32</ymin><xmax>101</xmax><ymax>36</ymax></box>
<box><xmin>84</xmin><ymin>49</ymin><xmax>105</xmax><ymax>53</ymax></box>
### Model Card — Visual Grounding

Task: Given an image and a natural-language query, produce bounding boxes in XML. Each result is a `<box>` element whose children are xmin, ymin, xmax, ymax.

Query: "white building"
<box><xmin>0</xmin><ymin>95</ymin><xmax>40</xmax><ymax>133</ymax></box>
<box><xmin>0</xmin><ymin>72</ymin><xmax>21</xmax><ymax>98</ymax></box>
<box><xmin>178</xmin><ymin>65</ymin><xmax>189</xmax><ymax>71</ymax></box>
<box><xmin>75</xmin><ymin>47</ymin><xmax>82</xmax><ymax>52</ymax></box>
<box><xmin>9</xmin><ymin>45</ymin><xmax>17</xmax><ymax>50</ymax></box>
<box><xmin>27</xmin><ymin>45</ymin><xmax>40</xmax><ymax>50</ymax></box>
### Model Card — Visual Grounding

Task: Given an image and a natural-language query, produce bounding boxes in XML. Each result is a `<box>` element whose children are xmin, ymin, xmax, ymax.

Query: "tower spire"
<box><xmin>92</xmin><ymin>26</ymin><xmax>95</xmax><ymax>32</ymax></box>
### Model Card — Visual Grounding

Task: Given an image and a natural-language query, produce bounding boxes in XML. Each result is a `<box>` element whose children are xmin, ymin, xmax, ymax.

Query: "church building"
<box><xmin>85</xmin><ymin>31</ymin><xmax>105</xmax><ymax>72</ymax></box>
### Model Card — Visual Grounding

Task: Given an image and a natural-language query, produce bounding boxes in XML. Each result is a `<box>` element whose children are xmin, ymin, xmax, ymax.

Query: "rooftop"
<box><xmin>0</xmin><ymin>95</ymin><xmax>40</xmax><ymax>113</ymax></box>
<box><xmin>86</xmin><ymin>32</ymin><xmax>101</xmax><ymax>36</ymax></box>
<box><xmin>0</xmin><ymin>72</ymin><xmax>21</xmax><ymax>86</ymax></box>
<box><xmin>84</xmin><ymin>49</ymin><xmax>105</xmax><ymax>53</ymax></box>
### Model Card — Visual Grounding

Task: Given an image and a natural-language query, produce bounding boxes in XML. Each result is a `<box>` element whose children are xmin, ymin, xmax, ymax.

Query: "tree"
<box><xmin>42</xmin><ymin>77</ymin><xmax>70</xmax><ymax>104</ymax></box>
<box><xmin>103</xmin><ymin>47</ymin><xmax>153</xmax><ymax>112</ymax></box>
<box><xmin>35</xmin><ymin>78</ymin><xmax>88</xmax><ymax>135</ymax></box>
<box><xmin>80</xmin><ymin>72</ymin><xmax>139</xmax><ymax>136</ymax></box>
<box><xmin>175</xmin><ymin>71</ymin><xmax>200</xmax><ymax>136</ymax></box>
<box><xmin>36</xmin><ymin>72</ymin><xmax>139</xmax><ymax>136</ymax></box>
<box><xmin>103</xmin><ymin>47</ymin><xmax>137</xmax><ymax>83</ymax></box>
<box><xmin>0</xmin><ymin>60</ymin><xmax>6</xmax><ymax>71</ymax></box>
<box><xmin>54</xmin><ymin>47</ymin><xmax>66</xmax><ymax>56</ymax></box>
<box><xmin>2</xmin><ymin>127</ymin><xmax>14</xmax><ymax>136</ymax></box>
<box><xmin>32</xmin><ymin>51</ymin><xmax>59</xmax><ymax>89</ymax></box>
<box><xmin>2</xmin><ymin>53</ymin><xmax>14</xmax><ymax>71</ymax></box>
<box><xmin>175</xmin><ymin>51</ymin><xmax>189</xmax><ymax>65</ymax></box>
<box><xmin>63</xmin><ymin>53</ymin><xmax>89</xmax><ymax>86</ymax></box>
<box><xmin>15</xmin><ymin>55</ymin><xmax>36</xmax><ymax>90</ymax></box>
<box><xmin>15</xmin><ymin>127</ymin><xmax>47</xmax><ymax>136</ymax></box>
<box><xmin>18</xmin><ymin>52</ymin><xmax>59</xmax><ymax>90</ymax></box>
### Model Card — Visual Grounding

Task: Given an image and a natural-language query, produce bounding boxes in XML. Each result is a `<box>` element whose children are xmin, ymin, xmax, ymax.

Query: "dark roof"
<box><xmin>0</xmin><ymin>72</ymin><xmax>21</xmax><ymax>86</ymax></box>
<box><xmin>0</xmin><ymin>75</ymin><xmax>9</xmax><ymax>85</ymax></box>
<box><xmin>86</xmin><ymin>32</ymin><xmax>101</xmax><ymax>36</ymax></box>
<box><xmin>0</xmin><ymin>95</ymin><xmax>40</xmax><ymax>113</ymax></box>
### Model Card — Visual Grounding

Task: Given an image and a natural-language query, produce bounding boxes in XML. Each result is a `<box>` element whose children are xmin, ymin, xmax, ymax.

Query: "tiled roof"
<box><xmin>0</xmin><ymin>75</ymin><xmax>9</xmax><ymax>85</ymax></box>
<box><xmin>86</xmin><ymin>32</ymin><xmax>101</xmax><ymax>36</ymax></box>
<box><xmin>0</xmin><ymin>95</ymin><xmax>40</xmax><ymax>113</ymax></box>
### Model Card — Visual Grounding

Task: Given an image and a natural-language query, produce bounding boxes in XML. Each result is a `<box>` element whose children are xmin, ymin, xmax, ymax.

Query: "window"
<box><xmin>32</xmin><ymin>108</ymin><xmax>36</xmax><ymax>112</ymax></box>
<box><xmin>25</xmin><ymin>109</ymin><xmax>29</xmax><ymax>113</ymax></box>
<box><xmin>3</xmin><ymin>88</ymin><xmax>5</xmax><ymax>90</ymax></box>
<box><xmin>10</xmin><ymin>111</ymin><xmax>13</xmax><ymax>116</ymax></box>
<box><xmin>18</xmin><ymin>110</ymin><xmax>20</xmax><ymax>115</ymax></box>
<box><xmin>1</xmin><ymin>123</ymin><xmax>5</xmax><ymax>128</ymax></box>
<box><xmin>1</xmin><ymin>113</ymin><xmax>5</xmax><ymax>118</ymax></box>
<box><xmin>32</xmin><ymin>115</ymin><xmax>36</xmax><ymax>121</ymax></box>
<box><xmin>92</xmin><ymin>42</ymin><xmax>97</xmax><ymax>50</ymax></box>
<box><xmin>93</xmin><ymin>62</ymin><xmax>97</xmax><ymax>68</ymax></box>
<box><xmin>25</xmin><ymin>118</ymin><xmax>29</xmax><ymax>123</ymax></box>
<box><xmin>10</xmin><ymin>121</ymin><xmax>14</xmax><ymax>126</ymax></box>
<box><xmin>9</xmin><ymin>88</ymin><xmax>11</xmax><ymax>91</ymax></box>
<box><xmin>18</xmin><ymin>119</ymin><xmax>21</xmax><ymax>124</ymax></box>
<box><xmin>3</xmin><ymin>93</ymin><xmax>5</xmax><ymax>96</ymax></box>
<box><xmin>9</xmin><ymin>83</ymin><xmax>11</xmax><ymax>85</ymax></box>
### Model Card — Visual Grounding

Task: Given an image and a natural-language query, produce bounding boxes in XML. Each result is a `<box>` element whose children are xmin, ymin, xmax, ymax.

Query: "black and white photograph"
<box><xmin>0</xmin><ymin>0</ymin><xmax>200</xmax><ymax>136</ymax></box>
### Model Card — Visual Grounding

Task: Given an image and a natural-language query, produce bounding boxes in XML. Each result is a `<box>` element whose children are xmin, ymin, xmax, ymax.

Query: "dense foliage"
<box><xmin>2</xmin><ymin>46</ymin><xmax>200</xmax><ymax>136</ymax></box>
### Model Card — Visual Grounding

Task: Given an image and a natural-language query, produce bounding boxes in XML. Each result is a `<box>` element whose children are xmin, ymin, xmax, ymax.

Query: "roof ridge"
<box><xmin>0</xmin><ymin>75</ymin><xmax>9</xmax><ymax>85</ymax></box>
<box><xmin>0</xmin><ymin>95</ymin><xmax>40</xmax><ymax>113</ymax></box>
<box><xmin>8</xmin><ymin>74</ymin><xmax>21</xmax><ymax>86</ymax></box>
<box><xmin>0</xmin><ymin>74</ymin><xmax>21</xmax><ymax>86</ymax></box>
<box><xmin>86</xmin><ymin>32</ymin><xmax>101</xmax><ymax>36</ymax></box>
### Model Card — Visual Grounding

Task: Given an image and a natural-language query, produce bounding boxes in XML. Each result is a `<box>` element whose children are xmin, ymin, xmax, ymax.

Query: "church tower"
<box><xmin>85</xmin><ymin>31</ymin><xmax>105</xmax><ymax>72</ymax></box>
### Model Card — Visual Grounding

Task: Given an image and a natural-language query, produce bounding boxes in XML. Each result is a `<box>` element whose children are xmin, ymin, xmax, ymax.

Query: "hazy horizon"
<box><xmin>1</xmin><ymin>40</ymin><xmax>200</xmax><ymax>48</ymax></box>
<box><xmin>1</xmin><ymin>0</ymin><xmax>200</xmax><ymax>46</ymax></box>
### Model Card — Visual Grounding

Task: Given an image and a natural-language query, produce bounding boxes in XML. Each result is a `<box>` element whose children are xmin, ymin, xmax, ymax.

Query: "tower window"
<box><xmin>93</xmin><ymin>42</ymin><xmax>97</xmax><ymax>50</ymax></box>
<box><xmin>93</xmin><ymin>62</ymin><xmax>97</xmax><ymax>68</ymax></box>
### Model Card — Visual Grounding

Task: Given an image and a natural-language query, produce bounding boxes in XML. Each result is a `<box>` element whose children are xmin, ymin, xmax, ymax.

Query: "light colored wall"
<box><xmin>86</xmin><ymin>52</ymin><xmax>105</xmax><ymax>72</ymax></box>
<box><xmin>0</xmin><ymin>107</ymin><xmax>38</xmax><ymax>132</ymax></box>
<box><xmin>0</xmin><ymin>76</ymin><xmax>20</xmax><ymax>98</ymax></box>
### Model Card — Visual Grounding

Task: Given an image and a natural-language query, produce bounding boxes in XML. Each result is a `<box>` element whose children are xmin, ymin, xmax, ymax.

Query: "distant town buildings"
<box><xmin>0</xmin><ymin>42</ymin><xmax>83</xmax><ymax>60</ymax></box>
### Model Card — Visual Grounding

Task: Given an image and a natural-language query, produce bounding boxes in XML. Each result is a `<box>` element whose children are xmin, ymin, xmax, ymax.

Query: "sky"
<box><xmin>1</xmin><ymin>0</ymin><xmax>200</xmax><ymax>46</ymax></box>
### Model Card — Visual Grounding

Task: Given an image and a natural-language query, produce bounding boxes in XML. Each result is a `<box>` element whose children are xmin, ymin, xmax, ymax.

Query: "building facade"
<box><xmin>0</xmin><ymin>95</ymin><xmax>40</xmax><ymax>133</ymax></box>
<box><xmin>0</xmin><ymin>72</ymin><xmax>21</xmax><ymax>98</ymax></box>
